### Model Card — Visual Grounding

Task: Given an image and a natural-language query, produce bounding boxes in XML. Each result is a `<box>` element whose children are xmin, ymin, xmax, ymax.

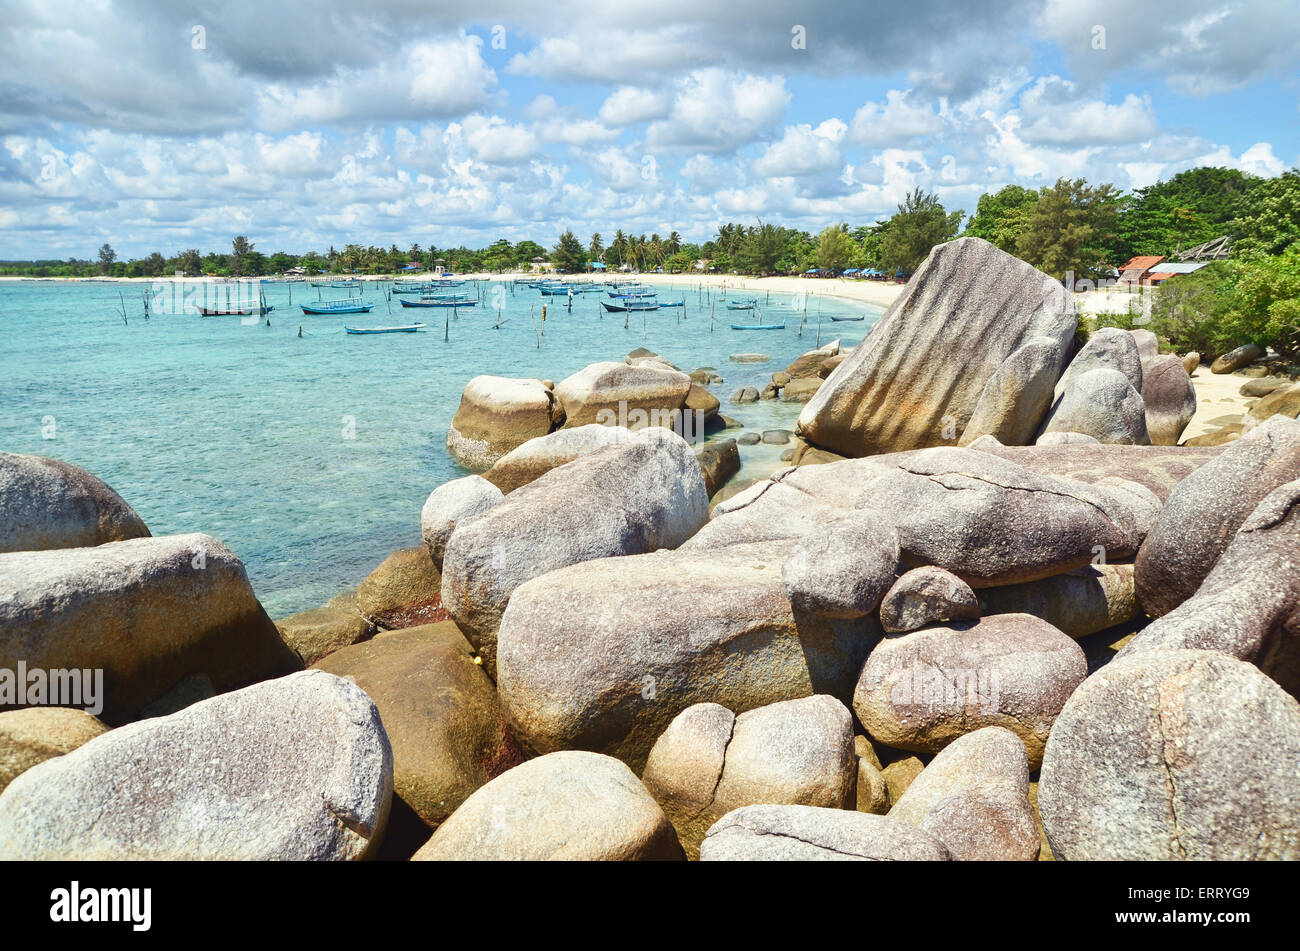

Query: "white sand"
<box><xmin>1182</xmin><ymin>366</ymin><xmax>1255</xmax><ymax>440</ymax></box>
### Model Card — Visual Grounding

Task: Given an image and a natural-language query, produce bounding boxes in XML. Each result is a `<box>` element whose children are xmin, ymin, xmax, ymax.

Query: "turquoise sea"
<box><xmin>0</xmin><ymin>277</ymin><xmax>881</xmax><ymax>616</ymax></box>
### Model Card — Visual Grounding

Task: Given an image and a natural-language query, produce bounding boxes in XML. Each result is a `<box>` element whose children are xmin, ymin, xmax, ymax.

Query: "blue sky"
<box><xmin>1</xmin><ymin>0</ymin><xmax>1297</xmax><ymax>258</ymax></box>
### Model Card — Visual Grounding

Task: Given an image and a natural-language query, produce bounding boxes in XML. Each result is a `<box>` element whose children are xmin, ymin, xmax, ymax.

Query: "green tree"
<box><xmin>97</xmin><ymin>243</ymin><xmax>116</xmax><ymax>274</ymax></box>
<box><xmin>550</xmin><ymin>229</ymin><xmax>585</xmax><ymax>272</ymax></box>
<box><xmin>1015</xmin><ymin>178</ymin><xmax>1121</xmax><ymax>282</ymax></box>
<box><xmin>1233</xmin><ymin>169</ymin><xmax>1300</xmax><ymax>257</ymax></box>
<box><xmin>1114</xmin><ymin>166</ymin><xmax>1256</xmax><ymax>261</ymax></box>
<box><xmin>879</xmin><ymin>188</ymin><xmax>963</xmax><ymax>272</ymax></box>
<box><xmin>230</xmin><ymin>235</ymin><xmax>254</xmax><ymax>277</ymax></box>
<box><xmin>588</xmin><ymin>232</ymin><xmax>604</xmax><ymax>262</ymax></box>
<box><xmin>815</xmin><ymin>223</ymin><xmax>856</xmax><ymax>270</ymax></box>
<box><xmin>964</xmin><ymin>184</ymin><xmax>1038</xmax><ymax>253</ymax></box>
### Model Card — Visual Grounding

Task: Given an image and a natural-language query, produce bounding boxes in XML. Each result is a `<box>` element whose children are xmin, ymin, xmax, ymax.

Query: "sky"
<box><xmin>1</xmin><ymin>0</ymin><xmax>1298</xmax><ymax>259</ymax></box>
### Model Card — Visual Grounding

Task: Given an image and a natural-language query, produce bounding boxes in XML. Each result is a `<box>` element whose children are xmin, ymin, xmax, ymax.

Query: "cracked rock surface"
<box><xmin>700</xmin><ymin>804</ymin><xmax>951</xmax><ymax>860</ymax></box>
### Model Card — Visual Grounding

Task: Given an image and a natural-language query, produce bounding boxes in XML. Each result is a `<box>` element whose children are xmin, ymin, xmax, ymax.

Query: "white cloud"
<box><xmin>850</xmin><ymin>90</ymin><xmax>945</xmax><ymax>146</ymax></box>
<box><xmin>598</xmin><ymin>87</ymin><xmax>671</xmax><ymax>125</ymax></box>
<box><xmin>645</xmin><ymin>70</ymin><xmax>790</xmax><ymax>151</ymax></box>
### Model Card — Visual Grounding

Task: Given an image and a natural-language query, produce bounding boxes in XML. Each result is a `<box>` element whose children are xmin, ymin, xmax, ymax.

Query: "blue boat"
<box><xmin>311</xmin><ymin>280</ymin><xmax>360</xmax><ymax>289</ymax></box>
<box><xmin>344</xmin><ymin>323</ymin><xmax>426</xmax><ymax>334</ymax></box>
<box><xmin>400</xmin><ymin>297</ymin><xmax>478</xmax><ymax>308</ymax></box>
<box><xmin>601</xmin><ymin>298</ymin><xmax>659</xmax><ymax>312</ymax></box>
<box><xmin>302</xmin><ymin>299</ymin><xmax>374</xmax><ymax>314</ymax></box>
<box><xmin>725</xmin><ymin>298</ymin><xmax>759</xmax><ymax>310</ymax></box>
<box><xmin>730</xmin><ymin>320</ymin><xmax>786</xmax><ymax>330</ymax></box>
<box><xmin>830</xmin><ymin>315</ymin><xmax>866</xmax><ymax>322</ymax></box>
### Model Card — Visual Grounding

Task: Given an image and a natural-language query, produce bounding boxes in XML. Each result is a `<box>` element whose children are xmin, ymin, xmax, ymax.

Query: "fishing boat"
<box><xmin>391</xmin><ymin>281</ymin><xmax>435</xmax><ymax>294</ymax></box>
<box><xmin>829</xmin><ymin>315</ymin><xmax>866</xmax><ymax>322</ymax></box>
<box><xmin>730</xmin><ymin>320</ymin><xmax>786</xmax><ymax>330</ymax></box>
<box><xmin>725</xmin><ymin>298</ymin><xmax>759</xmax><ymax>310</ymax></box>
<box><xmin>344</xmin><ymin>323</ymin><xmax>426</xmax><ymax>334</ymax></box>
<box><xmin>301</xmin><ymin>299</ymin><xmax>374</xmax><ymax>315</ymax></box>
<box><xmin>601</xmin><ymin>298</ymin><xmax>660</xmax><ymax>312</ymax></box>
<box><xmin>539</xmin><ymin>284</ymin><xmax>576</xmax><ymax>296</ymax></box>
<box><xmin>400</xmin><ymin>296</ymin><xmax>478</xmax><ymax>308</ymax></box>
<box><xmin>311</xmin><ymin>280</ymin><xmax>360</xmax><ymax>288</ymax></box>
<box><xmin>197</xmin><ymin>304</ymin><xmax>274</xmax><ymax>317</ymax></box>
<box><xmin>656</xmin><ymin>297</ymin><xmax>686</xmax><ymax>308</ymax></box>
<box><xmin>608</xmin><ymin>285</ymin><xmax>652</xmax><ymax>298</ymax></box>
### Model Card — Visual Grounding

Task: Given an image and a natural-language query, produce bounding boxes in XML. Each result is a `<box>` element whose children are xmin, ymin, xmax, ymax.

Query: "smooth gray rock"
<box><xmin>496</xmin><ymin>543</ymin><xmax>877</xmax><ymax>770</ymax></box>
<box><xmin>0</xmin><ymin>452</ymin><xmax>149</xmax><ymax>554</ymax></box>
<box><xmin>858</xmin><ymin>447</ymin><xmax>1156</xmax><ymax>587</ymax></box>
<box><xmin>959</xmin><ymin>337</ymin><xmax>1064</xmax><ymax>446</ymax></box>
<box><xmin>1141</xmin><ymin>354</ymin><xmax>1198</xmax><ymax>446</ymax></box>
<box><xmin>553</xmin><ymin>361</ymin><xmax>692</xmax><ymax>429</ymax></box>
<box><xmin>413</xmin><ymin>751</ymin><xmax>683</xmax><ymax>861</ymax></box>
<box><xmin>730</xmin><ymin>386</ymin><xmax>760</xmax><ymax>403</ymax></box>
<box><xmin>797</xmin><ymin>237</ymin><xmax>1075</xmax><ymax>457</ymax></box>
<box><xmin>1055</xmin><ymin>326</ymin><xmax>1144</xmax><ymax>399</ymax></box>
<box><xmin>1042</xmin><ymin>367</ymin><xmax>1151</xmax><ymax>444</ymax></box>
<box><xmin>1123</xmin><ymin>478</ymin><xmax>1300</xmax><ymax>693</ymax></box>
<box><xmin>853</xmin><ymin>613</ymin><xmax>1086</xmax><ymax>769</ymax></box>
<box><xmin>0</xmin><ymin>671</ymin><xmax>393</xmax><ymax>860</ymax></box>
<box><xmin>481</xmin><ymin>424</ymin><xmax>633</xmax><ymax>494</ymax></box>
<box><xmin>420</xmin><ymin>475</ymin><xmax>504</xmax><ymax>571</ymax></box>
<box><xmin>878</xmin><ymin>566</ymin><xmax>979</xmax><ymax>633</ymax></box>
<box><xmin>977</xmin><ymin>564</ymin><xmax>1136</xmax><ymax>639</ymax></box>
<box><xmin>1210</xmin><ymin>343</ymin><xmax>1264</xmax><ymax>374</ymax></box>
<box><xmin>700</xmin><ymin>805</ymin><xmax>951</xmax><ymax>860</ymax></box>
<box><xmin>441</xmin><ymin>429</ymin><xmax>709</xmax><ymax>675</ymax></box>
<box><xmin>642</xmin><ymin>696</ymin><xmax>855</xmax><ymax>859</ymax></box>
<box><xmin>781</xmin><ymin>515</ymin><xmax>900</xmax><ymax>619</ymax></box>
<box><xmin>1134</xmin><ymin>415</ymin><xmax>1300</xmax><ymax>617</ymax></box>
<box><xmin>0</xmin><ymin>533</ymin><xmax>300</xmax><ymax>724</ymax></box>
<box><xmin>445</xmin><ymin>375</ymin><xmax>557</xmax><ymax>471</ymax></box>
<box><xmin>1039</xmin><ymin>650</ymin><xmax>1300</xmax><ymax>860</ymax></box>
<box><xmin>889</xmin><ymin>726</ymin><xmax>1037</xmax><ymax>860</ymax></box>
<box><xmin>1130</xmin><ymin>328</ymin><xmax>1159</xmax><ymax>363</ymax></box>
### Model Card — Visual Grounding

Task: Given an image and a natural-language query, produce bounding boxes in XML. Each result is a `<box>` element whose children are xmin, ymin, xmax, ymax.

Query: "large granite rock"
<box><xmin>1134</xmin><ymin>415</ymin><xmax>1300</xmax><ymax>617</ymax></box>
<box><xmin>496</xmin><ymin>543</ymin><xmax>877</xmax><ymax>770</ymax></box>
<box><xmin>781</xmin><ymin>515</ymin><xmax>899</xmax><ymax>619</ymax></box>
<box><xmin>0</xmin><ymin>533</ymin><xmax>301</xmax><ymax>724</ymax></box>
<box><xmin>1130</xmin><ymin>328</ymin><xmax>1159</xmax><ymax>362</ymax></box>
<box><xmin>413</xmin><ymin>751</ymin><xmax>682</xmax><ymax>861</ymax></box>
<box><xmin>554</xmin><ymin>361</ymin><xmax>693</xmax><ymax>429</ymax></box>
<box><xmin>481</xmin><ymin>424</ymin><xmax>634</xmax><ymax>494</ymax></box>
<box><xmin>976</xmin><ymin>564</ymin><xmax>1136</xmax><ymax>639</ymax></box>
<box><xmin>1039</xmin><ymin>650</ymin><xmax>1300</xmax><ymax>860</ymax></box>
<box><xmin>878</xmin><ymin>566</ymin><xmax>979</xmax><ymax>633</ymax></box>
<box><xmin>275</xmin><ymin>589</ymin><xmax>373</xmax><ymax>665</ymax></box>
<box><xmin>441</xmin><ymin>429</ymin><xmax>709</xmax><ymax>675</ymax></box>
<box><xmin>888</xmin><ymin>726</ymin><xmax>1038</xmax><ymax>860</ymax></box>
<box><xmin>420</xmin><ymin>475</ymin><xmax>504</xmax><ymax>570</ymax></box>
<box><xmin>959</xmin><ymin>337</ymin><xmax>1065</xmax><ymax>446</ymax></box>
<box><xmin>313</xmin><ymin>623</ymin><xmax>521</xmax><ymax>849</ymax></box>
<box><xmin>797</xmin><ymin>237</ymin><xmax>1075</xmax><ymax>457</ymax></box>
<box><xmin>853</xmin><ymin>613</ymin><xmax>1086</xmax><ymax>768</ymax></box>
<box><xmin>786</xmin><ymin>342</ymin><xmax>840</xmax><ymax>379</ymax></box>
<box><xmin>695</xmin><ymin>438</ymin><xmax>740</xmax><ymax>497</ymax></box>
<box><xmin>1141</xmin><ymin>354</ymin><xmax>1198</xmax><ymax>445</ymax></box>
<box><xmin>356</xmin><ymin>546</ymin><xmax>443</xmax><ymax>630</ymax></box>
<box><xmin>700</xmin><ymin>805</ymin><xmax>951</xmax><ymax>861</ymax></box>
<box><xmin>0</xmin><ymin>452</ymin><xmax>150</xmax><ymax>553</ymax></box>
<box><xmin>0</xmin><ymin>707</ymin><xmax>108</xmax><ymax>795</ymax></box>
<box><xmin>641</xmin><ymin>696</ymin><xmax>855</xmax><ymax>858</ymax></box>
<box><xmin>0</xmin><ymin>670</ymin><xmax>393</xmax><ymax>860</ymax></box>
<box><xmin>1210</xmin><ymin>343</ymin><xmax>1263</xmax><ymax>374</ymax></box>
<box><xmin>1054</xmin><ymin>326</ymin><xmax>1143</xmax><ymax>399</ymax></box>
<box><xmin>858</xmin><ymin>447</ymin><xmax>1157</xmax><ymax>587</ymax></box>
<box><xmin>445</xmin><ymin>376</ymin><xmax>557</xmax><ymax>471</ymax></box>
<box><xmin>1040</xmin><ymin>368</ymin><xmax>1151</xmax><ymax>444</ymax></box>
<box><xmin>1122</xmin><ymin>478</ymin><xmax>1300</xmax><ymax>693</ymax></box>
<box><xmin>1248</xmin><ymin>382</ymin><xmax>1300</xmax><ymax>421</ymax></box>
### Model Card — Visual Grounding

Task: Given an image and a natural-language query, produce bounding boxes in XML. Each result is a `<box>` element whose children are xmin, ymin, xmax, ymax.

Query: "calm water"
<box><xmin>0</xmin><ymin>277</ymin><xmax>880</xmax><ymax>616</ymax></box>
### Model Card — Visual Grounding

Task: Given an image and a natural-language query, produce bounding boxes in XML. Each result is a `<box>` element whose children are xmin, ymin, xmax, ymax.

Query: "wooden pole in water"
<box><xmin>709</xmin><ymin>300</ymin><xmax>715</xmax><ymax>333</ymax></box>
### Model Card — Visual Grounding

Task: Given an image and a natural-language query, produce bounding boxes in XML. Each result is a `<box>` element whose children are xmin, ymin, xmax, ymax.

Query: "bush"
<box><xmin>1146</xmin><ymin>262</ymin><xmax>1243</xmax><ymax>359</ymax></box>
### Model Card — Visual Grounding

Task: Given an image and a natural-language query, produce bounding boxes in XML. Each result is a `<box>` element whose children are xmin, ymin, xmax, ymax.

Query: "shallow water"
<box><xmin>0</xmin><ymin>278</ymin><xmax>880</xmax><ymax>615</ymax></box>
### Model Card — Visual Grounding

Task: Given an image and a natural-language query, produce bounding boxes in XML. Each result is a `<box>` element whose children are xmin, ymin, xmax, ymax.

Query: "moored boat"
<box><xmin>730</xmin><ymin>320</ymin><xmax>786</xmax><ymax>330</ymax></box>
<box><xmin>344</xmin><ymin>323</ymin><xmax>426</xmax><ymax>334</ymax></box>
<box><xmin>301</xmin><ymin>299</ymin><xmax>374</xmax><ymax>314</ymax></box>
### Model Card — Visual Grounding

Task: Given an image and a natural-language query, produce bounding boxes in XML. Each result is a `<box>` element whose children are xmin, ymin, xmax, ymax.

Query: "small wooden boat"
<box><xmin>602</xmin><ymin>298</ymin><xmax>659</xmax><ymax>312</ymax></box>
<box><xmin>725</xmin><ymin>299</ymin><xmax>758</xmax><ymax>310</ymax></box>
<box><xmin>344</xmin><ymin>323</ymin><xmax>426</xmax><ymax>334</ymax></box>
<box><xmin>301</xmin><ymin>300</ymin><xmax>374</xmax><ymax>315</ymax></box>
<box><xmin>731</xmin><ymin>321</ymin><xmax>786</xmax><ymax>330</ymax></box>
<box><xmin>400</xmin><ymin>297</ymin><xmax>478</xmax><ymax>308</ymax></box>
<box><xmin>311</xmin><ymin>280</ymin><xmax>359</xmax><ymax>288</ymax></box>
<box><xmin>197</xmin><ymin>304</ymin><xmax>274</xmax><ymax>317</ymax></box>
<box><xmin>829</xmin><ymin>315</ymin><xmax>866</xmax><ymax>322</ymax></box>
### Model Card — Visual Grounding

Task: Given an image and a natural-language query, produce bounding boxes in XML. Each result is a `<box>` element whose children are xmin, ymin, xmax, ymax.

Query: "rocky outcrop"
<box><xmin>1054</xmin><ymin>327</ymin><xmax>1143</xmax><ymax>398</ymax></box>
<box><xmin>0</xmin><ymin>671</ymin><xmax>393</xmax><ymax>860</ymax></box>
<box><xmin>0</xmin><ymin>533</ymin><xmax>301</xmax><ymax>724</ymax></box>
<box><xmin>797</xmin><ymin>237</ymin><xmax>1075</xmax><ymax>457</ymax></box>
<box><xmin>0</xmin><ymin>452</ymin><xmax>150</xmax><ymax>554</ymax></box>
<box><xmin>959</xmin><ymin>337</ymin><xmax>1064</xmax><ymax>446</ymax></box>
<box><xmin>1248</xmin><ymin>382</ymin><xmax>1300</xmax><ymax>421</ymax></box>
<box><xmin>888</xmin><ymin>727</ymin><xmax>1038</xmax><ymax>860</ymax></box>
<box><xmin>1130</xmin><ymin>328</ymin><xmax>1159</xmax><ymax>363</ymax></box>
<box><xmin>700</xmin><ymin>805</ymin><xmax>951</xmax><ymax>861</ymax></box>
<box><xmin>482</xmin><ymin>423</ymin><xmax>637</xmax><ymax>495</ymax></box>
<box><xmin>313</xmin><ymin>623</ymin><xmax>521</xmax><ymax>851</ymax></box>
<box><xmin>853</xmin><ymin>613</ymin><xmax>1087</xmax><ymax>768</ymax></box>
<box><xmin>0</xmin><ymin>708</ymin><xmax>108</xmax><ymax>795</ymax></box>
<box><xmin>413</xmin><ymin>751</ymin><xmax>682</xmax><ymax>861</ymax></box>
<box><xmin>441</xmin><ymin>429</ymin><xmax>709</xmax><ymax>674</ymax></box>
<box><xmin>1141</xmin><ymin>354</ymin><xmax>1198</xmax><ymax>445</ymax></box>
<box><xmin>695</xmin><ymin>438</ymin><xmax>740</xmax><ymax>497</ymax></box>
<box><xmin>496</xmin><ymin>543</ymin><xmax>877</xmax><ymax>770</ymax></box>
<box><xmin>445</xmin><ymin>376</ymin><xmax>557</xmax><ymax>471</ymax></box>
<box><xmin>1039</xmin><ymin>649</ymin><xmax>1300</xmax><ymax>860</ymax></box>
<box><xmin>781</xmin><ymin>515</ymin><xmax>899</xmax><ymax>619</ymax></box>
<box><xmin>1134</xmin><ymin>415</ymin><xmax>1300</xmax><ymax>617</ymax></box>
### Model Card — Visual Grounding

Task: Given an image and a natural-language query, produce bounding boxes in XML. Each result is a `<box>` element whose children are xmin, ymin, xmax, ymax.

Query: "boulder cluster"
<box><xmin>2</xmin><ymin>236</ymin><xmax>1298</xmax><ymax>861</ymax></box>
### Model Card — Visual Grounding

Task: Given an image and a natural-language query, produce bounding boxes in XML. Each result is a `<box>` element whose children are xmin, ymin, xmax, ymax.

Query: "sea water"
<box><xmin>0</xmin><ymin>278</ymin><xmax>880</xmax><ymax>616</ymax></box>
